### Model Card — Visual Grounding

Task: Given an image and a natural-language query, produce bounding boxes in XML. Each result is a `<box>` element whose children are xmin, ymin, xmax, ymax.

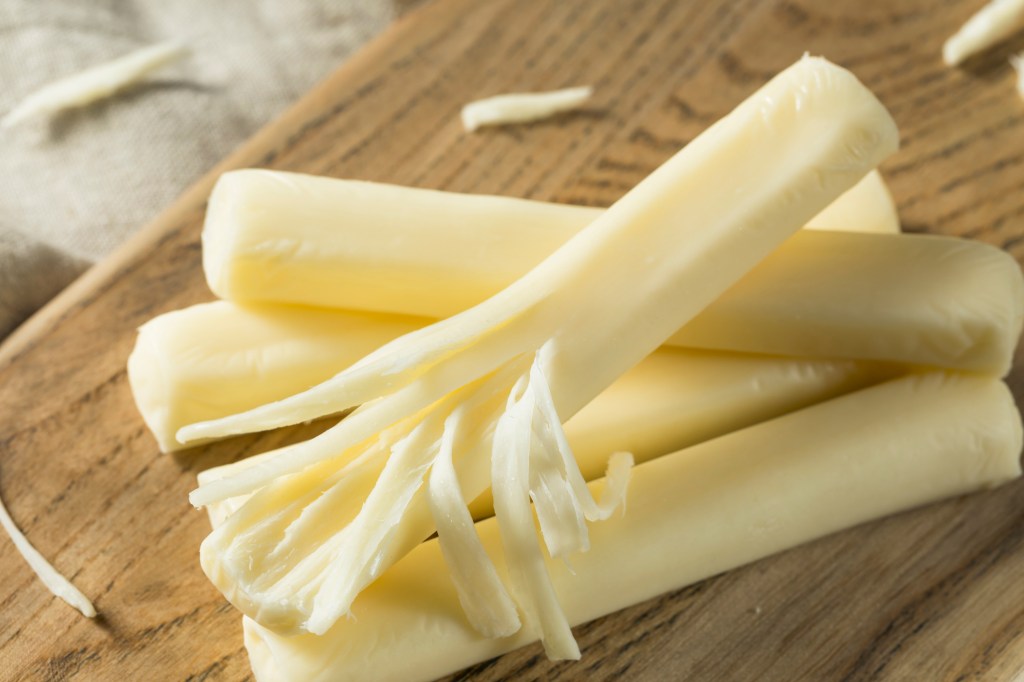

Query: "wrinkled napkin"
<box><xmin>0</xmin><ymin>0</ymin><xmax>411</xmax><ymax>338</ymax></box>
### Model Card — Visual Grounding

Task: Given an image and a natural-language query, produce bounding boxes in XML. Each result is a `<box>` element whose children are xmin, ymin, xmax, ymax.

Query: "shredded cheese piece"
<box><xmin>0</xmin><ymin>488</ymin><xmax>95</xmax><ymax>617</ymax></box>
<box><xmin>428</xmin><ymin>406</ymin><xmax>521</xmax><ymax>638</ymax></box>
<box><xmin>1012</xmin><ymin>53</ymin><xmax>1024</xmax><ymax>98</ymax></box>
<box><xmin>492</xmin><ymin>374</ymin><xmax>579</xmax><ymax>660</ymax></box>
<box><xmin>461</xmin><ymin>86</ymin><xmax>593</xmax><ymax>131</ymax></box>
<box><xmin>2</xmin><ymin>40</ymin><xmax>187</xmax><ymax>128</ymax></box>
<box><xmin>942</xmin><ymin>0</ymin><xmax>1024</xmax><ymax>66</ymax></box>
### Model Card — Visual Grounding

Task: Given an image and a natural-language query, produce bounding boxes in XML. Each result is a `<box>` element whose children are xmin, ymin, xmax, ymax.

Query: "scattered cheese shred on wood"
<box><xmin>2</xmin><ymin>40</ymin><xmax>188</xmax><ymax>128</ymax></box>
<box><xmin>1012</xmin><ymin>53</ymin><xmax>1024</xmax><ymax>98</ymax></box>
<box><xmin>0</xmin><ymin>488</ymin><xmax>95</xmax><ymax>617</ymax></box>
<box><xmin>461</xmin><ymin>86</ymin><xmax>593</xmax><ymax>131</ymax></box>
<box><xmin>943</xmin><ymin>0</ymin><xmax>1024</xmax><ymax>66</ymax></box>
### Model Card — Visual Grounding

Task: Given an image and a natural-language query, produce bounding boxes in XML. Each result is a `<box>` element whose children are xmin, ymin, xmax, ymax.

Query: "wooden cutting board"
<box><xmin>3</xmin><ymin>0</ymin><xmax>1024</xmax><ymax>679</ymax></box>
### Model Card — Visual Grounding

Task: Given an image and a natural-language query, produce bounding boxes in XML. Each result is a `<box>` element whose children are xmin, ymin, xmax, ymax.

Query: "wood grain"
<box><xmin>2</xmin><ymin>0</ymin><xmax>1024</xmax><ymax>679</ymax></box>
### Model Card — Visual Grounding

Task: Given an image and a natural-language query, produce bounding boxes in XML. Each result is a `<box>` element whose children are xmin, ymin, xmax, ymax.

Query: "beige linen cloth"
<box><xmin>0</xmin><ymin>0</ymin><xmax>414</xmax><ymax>338</ymax></box>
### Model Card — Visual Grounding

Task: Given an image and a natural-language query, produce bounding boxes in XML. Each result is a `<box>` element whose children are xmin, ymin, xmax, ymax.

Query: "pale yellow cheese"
<box><xmin>193</xmin><ymin>329</ymin><xmax>890</xmax><ymax>520</ymax></box>
<box><xmin>461</xmin><ymin>86</ymin><xmax>594</xmax><ymax>131</ymax></box>
<box><xmin>134</xmin><ymin>302</ymin><xmax>887</xmax><ymax>456</ymax></box>
<box><xmin>128</xmin><ymin>303</ymin><xmax>425</xmax><ymax>452</ymax></box>
<box><xmin>2</xmin><ymin>41</ymin><xmax>187</xmax><ymax>128</ymax></box>
<box><xmin>229</xmin><ymin>372</ymin><xmax>1022</xmax><ymax>682</ymax></box>
<box><xmin>203</xmin><ymin>168</ymin><xmax>897</xmax><ymax>321</ymax></box>
<box><xmin>808</xmin><ymin>169</ymin><xmax>898</xmax><ymax>233</ymax></box>
<box><xmin>1012</xmin><ymin>53</ymin><xmax>1024</xmax><ymax>100</ymax></box>
<box><xmin>185</xmin><ymin>57</ymin><xmax>903</xmax><ymax>641</ymax></box>
<box><xmin>200</xmin><ymin>168</ymin><xmax>1022</xmax><ymax>375</ymax></box>
<box><xmin>943</xmin><ymin>0</ymin><xmax>1024</xmax><ymax>66</ymax></box>
<box><xmin>669</xmin><ymin>230</ymin><xmax>1024</xmax><ymax>375</ymax></box>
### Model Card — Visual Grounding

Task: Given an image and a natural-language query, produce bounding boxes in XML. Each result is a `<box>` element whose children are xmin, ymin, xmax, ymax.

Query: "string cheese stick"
<box><xmin>225</xmin><ymin>372</ymin><xmax>1022</xmax><ymax>682</ymax></box>
<box><xmin>128</xmin><ymin>302</ymin><xmax>889</xmax><ymax>455</ymax></box>
<box><xmin>1</xmin><ymin>41</ymin><xmax>187</xmax><ymax>128</ymax></box>
<box><xmin>808</xmin><ymin>169</ymin><xmax>898</xmax><ymax>233</ymax></box>
<box><xmin>188</xmin><ymin>323</ymin><xmax>889</xmax><ymax>521</ymax></box>
<box><xmin>202</xmin><ymin>168</ymin><xmax>1019</xmax><ymax>375</ymax></box>
<box><xmin>184</xmin><ymin>57</ymin><xmax>899</xmax><ymax>646</ymax></box>
<box><xmin>461</xmin><ymin>86</ymin><xmax>593</xmax><ymax>131</ymax></box>
<box><xmin>203</xmin><ymin>168</ymin><xmax>898</xmax><ymax>319</ymax></box>
<box><xmin>943</xmin><ymin>0</ymin><xmax>1024</xmax><ymax>66</ymax></box>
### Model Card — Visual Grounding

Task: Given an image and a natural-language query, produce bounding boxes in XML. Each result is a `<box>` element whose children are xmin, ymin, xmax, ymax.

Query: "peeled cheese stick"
<box><xmin>203</xmin><ymin>168</ymin><xmax>897</xmax><ymax>321</ymax></box>
<box><xmin>165</xmin><ymin>302</ymin><xmax>888</xmax><ymax>510</ymax></box>
<box><xmin>183</xmin><ymin>57</ymin><xmax>899</xmax><ymax>649</ymax></box>
<box><xmin>128</xmin><ymin>302</ymin><xmax>889</xmax><ymax>455</ymax></box>
<box><xmin>202</xmin><ymin>172</ymin><xmax>1023</xmax><ymax>376</ymax></box>
<box><xmin>220</xmin><ymin>372</ymin><xmax>1022</xmax><ymax>682</ymax></box>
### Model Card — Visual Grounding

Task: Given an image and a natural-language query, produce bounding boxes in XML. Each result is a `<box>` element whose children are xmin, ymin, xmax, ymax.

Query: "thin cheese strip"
<box><xmin>2</xmin><ymin>41</ymin><xmax>187</xmax><ymax>128</ymax></box>
<box><xmin>185</xmin><ymin>57</ymin><xmax>900</xmax><ymax>640</ymax></box>
<box><xmin>461</xmin><ymin>86</ymin><xmax>593</xmax><ymax>131</ymax></box>
<box><xmin>202</xmin><ymin>168</ymin><xmax>898</xmax><ymax>322</ymax></box>
<box><xmin>1012</xmin><ymin>53</ymin><xmax>1024</xmax><ymax>99</ymax></box>
<box><xmin>491</xmin><ymin>377</ymin><xmax>579</xmax><ymax>659</ymax></box>
<box><xmin>231</xmin><ymin>372</ymin><xmax>1022</xmax><ymax>682</ymax></box>
<box><xmin>943</xmin><ymin>0</ymin><xmax>1024</xmax><ymax>66</ymax></box>
<box><xmin>0</xmin><ymin>489</ymin><xmax>95</xmax><ymax>618</ymax></box>
<box><xmin>428</xmin><ymin>407</ymin><xmax>521</xmax><ymax>638</ymax></box>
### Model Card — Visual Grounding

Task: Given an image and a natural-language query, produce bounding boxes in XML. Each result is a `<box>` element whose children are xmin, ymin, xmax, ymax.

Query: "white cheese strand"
<box><xmin>2</xmin><ymin>40</ymin><xmax>188</xmax><ymax>128</ymax></box>
<box><xmin>428</xmin><ymin>407</ymin><xmax>521</xmax><ymax>638</ymax></box>
<box><xmin>303</xmin><ymin>363</ymin><xmax>527</xmax><ymax>633</ymax></box>
<box><xmin>529</xmin><ymin>361</ymin><xmax>632</xmax><ymax>524</ymax></box>
<box><xmin>528</xmin><ymin>429</ymin><xmax>590</xmax><ymax>558</ymax></box>
<box><xmin>526</xmin><ymin>356</ymin><xmax>633</xmax><ymax>559</ymax></box>
<box><xmin>0</xmin><ymin>489</ymin><xmax>95</xmax><ymax>617</ymax></box>
<box><xmin>943</xmin><ymin>0</ymin><xmax>1024</xmax><ymax>66</ymax></box>
<box><xmin>461</xmin><ymin>86</ymin><xmax>593</xmax><ymax>131</ymax></box>
<box><xmin>306</xmin><ymin>415</ymin><xmax>443</xmax><ymax>634</ymax></box>
<box><xmin>1012</xmin><ymin>53</ymin><xmax>1024</xmax><ymax>99</ymax></box>
<box><xmin>492</xmin><ymin>379</ymin><xmax>580</xmax><ymax>660</ymax></box>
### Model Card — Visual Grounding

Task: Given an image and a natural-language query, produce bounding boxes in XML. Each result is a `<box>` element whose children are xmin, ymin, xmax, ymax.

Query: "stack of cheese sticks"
<box><xmin>128</xmin><ymin>56</ymin><xmax>1024</xmax><ymax>681</ymax></box>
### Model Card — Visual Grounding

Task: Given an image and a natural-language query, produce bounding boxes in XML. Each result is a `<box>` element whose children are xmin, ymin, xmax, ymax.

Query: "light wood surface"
<box><xmin>2</xmin><ymin>0</ymin><xmax>1024</xmax><ymax>679</ymax></box>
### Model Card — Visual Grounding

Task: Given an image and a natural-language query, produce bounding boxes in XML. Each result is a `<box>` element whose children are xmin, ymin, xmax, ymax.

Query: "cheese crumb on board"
<box><xmin>943</xmin><ymin>0</ymin><xmax>1024</xmax><ymax>66</ymax></box>
<box><xmin>1012</xmin><ymin>53</ymin><xmax>1024</xmax><ymax>98</ymax></box>
<box><xmin>2</xmin><ymin>40</ymin><xmax>187</xmax><ymax>128</ymax></box>
<box><xmin>0</xmin><ymin>490</ymin><xmax>95</xmax><ymax>617</ymax></box>
<box><xmin>461</xmin><ymin>86</ymin><xmax>593</xmax><ymax>131</ymax></box>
